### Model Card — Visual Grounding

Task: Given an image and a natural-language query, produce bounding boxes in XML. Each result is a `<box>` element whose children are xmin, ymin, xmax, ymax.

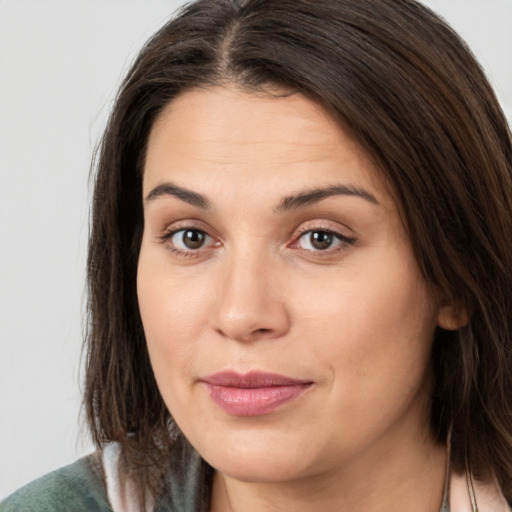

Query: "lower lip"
<box><xmin>203</xmin><ymin>383</ymin><xmax>312</xmax><ymax>416</ymax></box>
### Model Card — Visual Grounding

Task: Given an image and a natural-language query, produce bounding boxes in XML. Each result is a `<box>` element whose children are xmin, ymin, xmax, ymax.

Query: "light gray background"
<box><xmin>1</xmin><ymin>0</ymin><xmax>511</xmax><ymax>500</ymax></box>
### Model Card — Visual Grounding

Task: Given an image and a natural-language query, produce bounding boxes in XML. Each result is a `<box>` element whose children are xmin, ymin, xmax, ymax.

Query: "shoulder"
<box><xmin>102</xmin><ymin>439</ymin><xmax>212</xmax><ymax>512</ymax></box>
<box><xmin>0</xmin><ymin>453</ymin><xmax>112</xmax><ymax>512</ymax></box>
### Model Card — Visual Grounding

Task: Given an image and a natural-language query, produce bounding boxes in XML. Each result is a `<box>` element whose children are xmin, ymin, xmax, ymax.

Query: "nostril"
<box><xmin>247</xmin><ymin>328</ymin><xmax>275</xmax><ymax>341</ymax></box>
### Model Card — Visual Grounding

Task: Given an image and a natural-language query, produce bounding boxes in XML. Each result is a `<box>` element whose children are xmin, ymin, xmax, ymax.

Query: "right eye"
<box><xmin>170</xmin><ymin>228</ymin><xmax>210</xmax><ymax>251</ymax></box>
<box><xmin>161</xmin><ymin>228</ymin><xmax>221</xmax><ymax>257</ymax></box>
<box><xmin>157</xmin><ymin>222</ymin><xmax>221</xmax><ymax>259</ymax></box>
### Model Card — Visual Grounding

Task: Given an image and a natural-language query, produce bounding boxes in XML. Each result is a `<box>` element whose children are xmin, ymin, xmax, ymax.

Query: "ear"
<box><xmin>437</xmin><ymin>303</ymin><xmax>469</xmax><ymax>331</ymax></box>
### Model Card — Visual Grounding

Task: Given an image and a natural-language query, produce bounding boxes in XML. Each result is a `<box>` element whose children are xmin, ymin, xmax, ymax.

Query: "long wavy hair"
<box><xmin>85</xmin><ymin>0</ymin><xmax>512</xmax><ymax>502</ymax></box>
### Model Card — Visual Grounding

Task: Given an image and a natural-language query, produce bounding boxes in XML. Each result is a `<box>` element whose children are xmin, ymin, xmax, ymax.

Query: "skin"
<box><xmin>137</xmin><ymin>86</ymin><xmax>460</xmax><ymax>512</ymax></box>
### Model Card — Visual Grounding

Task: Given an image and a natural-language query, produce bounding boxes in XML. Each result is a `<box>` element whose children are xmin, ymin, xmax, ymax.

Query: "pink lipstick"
<box><xmin>200</xmin><ymin>371</ymin><xmax>313</xmax><ymax>416</ymax></box>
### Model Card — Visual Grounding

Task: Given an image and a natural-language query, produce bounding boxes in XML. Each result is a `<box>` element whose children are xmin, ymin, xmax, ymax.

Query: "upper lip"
<box><xmin>200</xmin><ymin>371</ymin><xmax>312</xmax><ymax>388</ymax></box>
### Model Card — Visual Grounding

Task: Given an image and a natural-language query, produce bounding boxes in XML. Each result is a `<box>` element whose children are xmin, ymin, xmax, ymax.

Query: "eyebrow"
<box><xmin>276</xmin><ymin>184</ymin><xmax>379</xmax><ymax>212</ymax></box>
<box><xmin>144</xmin><ymin>181</ymin><xmax>379</xmax><ymax>212</ymax></box>
<box><xmin>145</xmin><ymin>182</ymin><xmax>211</xmax><ymax>209</ymax></box>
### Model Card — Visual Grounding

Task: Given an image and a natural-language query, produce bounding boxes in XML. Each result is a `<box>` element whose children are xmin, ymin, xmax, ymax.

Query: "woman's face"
<box><xmin>137</xmin><ymin>86</ymin><xmax>446</xmax><ymax>483</ymax></box>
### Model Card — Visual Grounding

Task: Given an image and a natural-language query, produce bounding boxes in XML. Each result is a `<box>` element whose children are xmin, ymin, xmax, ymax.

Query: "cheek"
<box><xmin>295</xmin><ymin>256</ymin><xmax>435</xmax><ymax>346</ymax></box>
<box><xmin>296</xmin><ymin>249</ymin><xmax>437</xmax><ymax>402</ymax></box>
<box><xmin>136</xmin><ymin>246</ymin><xmax>213</xmax><ymax>386</ymax></box>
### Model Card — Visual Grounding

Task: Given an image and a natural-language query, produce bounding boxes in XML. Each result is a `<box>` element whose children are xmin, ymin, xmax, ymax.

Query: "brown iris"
<box><xmin>182</xmin><ymin>229</ymin><xmax>206</xmax><ymax>249</ymax></box>
<box><xmin>310</xmin><ymin>231</ymin><xmax>334</xmax><ymax>250</ymax></box>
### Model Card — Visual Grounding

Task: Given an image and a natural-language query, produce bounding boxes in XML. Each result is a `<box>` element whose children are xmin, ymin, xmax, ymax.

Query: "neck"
<box><xmin>210</xmin><ymin>426</ymin><xmax>447</xmax><ymax>512</ymax></box>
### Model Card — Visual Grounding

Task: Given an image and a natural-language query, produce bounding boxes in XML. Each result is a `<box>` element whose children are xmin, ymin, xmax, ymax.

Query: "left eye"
<box><xmin>170</xmin><ymin>229</ymin><xmax>212</xmax><ymax>250</ymax></box>
<box><xmin>297</xmin><ymin>230</ymin><xmax>346</xmax><ymax>251</ymax></box>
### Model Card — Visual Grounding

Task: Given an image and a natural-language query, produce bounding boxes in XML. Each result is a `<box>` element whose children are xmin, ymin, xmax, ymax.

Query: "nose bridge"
<box><xmin>212</xmin><ymin>242</ymin><xmax>289</xmax><ymax>342</ymax></box>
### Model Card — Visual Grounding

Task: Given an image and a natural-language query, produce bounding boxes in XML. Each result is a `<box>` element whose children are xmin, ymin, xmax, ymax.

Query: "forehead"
<box><xmin>148</xmin><ymin>86</ymin><xmax>359</xmax><ymax>161</ymax></box>
<box><xmin>143</xmin><ymin>86</ymin><xmax>391</xmax><ymax>208</ymax></box>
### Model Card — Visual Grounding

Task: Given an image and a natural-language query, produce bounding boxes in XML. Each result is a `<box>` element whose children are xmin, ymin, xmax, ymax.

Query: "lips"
<box><xmin>200</xmin><ymin>371</ymin><xmax>313</xmax><ymax>416</ymax></box>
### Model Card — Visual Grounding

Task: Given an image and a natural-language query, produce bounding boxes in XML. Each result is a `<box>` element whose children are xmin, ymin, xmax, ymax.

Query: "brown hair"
<box><xmin>85</xmin><ymin>0</ymin><xmax>512</xmax><ymax>502</ymax></box>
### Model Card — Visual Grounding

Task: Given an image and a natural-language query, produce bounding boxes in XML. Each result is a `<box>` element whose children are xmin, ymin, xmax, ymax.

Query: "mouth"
<box><xmin>200</xmin><ymin>371</ymin><xmax>314</xmax><ymax>417</ymax></box>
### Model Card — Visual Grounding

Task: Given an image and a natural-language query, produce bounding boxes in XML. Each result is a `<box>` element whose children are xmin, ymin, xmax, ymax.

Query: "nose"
<box><xmin>211</xmin><ymin>249</ymin><xmax>291</xmax><ymax>343</ymax></box>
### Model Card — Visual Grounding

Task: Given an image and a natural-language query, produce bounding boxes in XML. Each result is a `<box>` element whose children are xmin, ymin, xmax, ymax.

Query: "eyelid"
<box><xmin>156</xmin><ymin>218</ymin><xmax>218</xmax><ymax>241</ymax></box>
<box><xmin>292</xmin><ymin>219</ymin><xmax>355</xmax><ymax>240</ymax></box>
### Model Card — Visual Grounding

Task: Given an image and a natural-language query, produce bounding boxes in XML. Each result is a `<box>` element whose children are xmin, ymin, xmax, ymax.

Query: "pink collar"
<box><xmin>448</xmin><ymin>469</ymin><xmax>509</xmax><ymax>512</ymax></box>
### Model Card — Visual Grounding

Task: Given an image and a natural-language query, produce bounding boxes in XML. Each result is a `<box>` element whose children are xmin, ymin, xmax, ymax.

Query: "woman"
<box><xmin>2</xmin><ymin>0</ymin><xmax>512</xmax><ymax>511</ymax></box>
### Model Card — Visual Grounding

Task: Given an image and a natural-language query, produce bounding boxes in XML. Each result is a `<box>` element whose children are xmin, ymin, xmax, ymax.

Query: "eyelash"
<box><xmin>157</xmin><ymin>225</ymin><xmax>356</xmax><ymax>258</ymax></box>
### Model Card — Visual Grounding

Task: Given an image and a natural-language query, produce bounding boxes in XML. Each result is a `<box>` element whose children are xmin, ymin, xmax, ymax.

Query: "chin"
<box><xmin>210</xmin><ymin>453</ymin><xmax>310</xmax><ymax>484</ymax></box>
<box><xmin>191</xmin><ymin>428</ymin><xmax>326</xmax><ymax>484</ymax></box>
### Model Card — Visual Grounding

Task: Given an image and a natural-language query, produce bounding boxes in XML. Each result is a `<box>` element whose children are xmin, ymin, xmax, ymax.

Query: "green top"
<box><xmin>1</xmin><ymin>441</ymin><xmax>212</xmax><ymax>512</ymax></box>
<box><xmin>0</xmin><ymin>454</ymin><xmax>112</xmax><ymax>512</ymax></box>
